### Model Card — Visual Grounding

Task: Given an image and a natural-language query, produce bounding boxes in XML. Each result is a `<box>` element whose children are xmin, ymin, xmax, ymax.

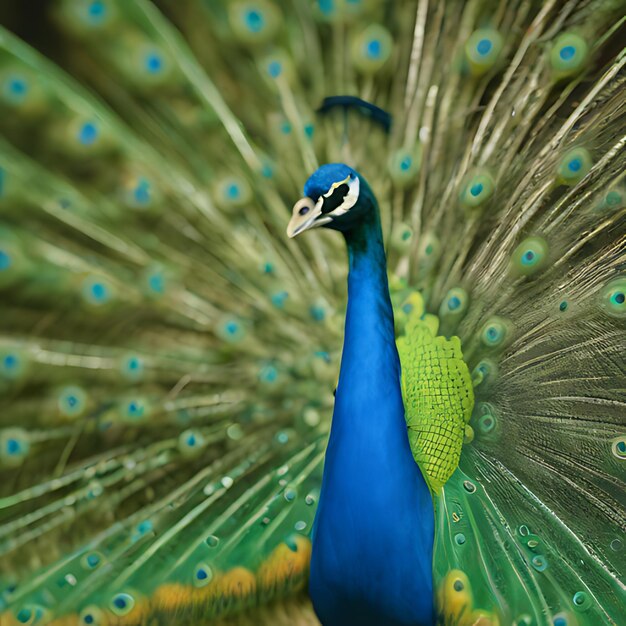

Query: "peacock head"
<box><xmin>287</xmin><ymin>163</ymin><xmax>373</xmax><ymax>238</ymax></box>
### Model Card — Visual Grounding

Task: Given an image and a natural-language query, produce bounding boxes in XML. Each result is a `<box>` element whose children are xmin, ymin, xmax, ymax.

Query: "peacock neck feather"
<box><xmin>309</xmin><ymin>179</ymin><xmax>435</xmax><ymax>626</ymax></box>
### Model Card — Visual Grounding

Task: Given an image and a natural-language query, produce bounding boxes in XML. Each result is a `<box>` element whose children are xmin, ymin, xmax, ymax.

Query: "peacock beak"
<box><xmin>287</xmin><ymin>197</ymin><xmax>332</xmax><ymax>238</ymax></box>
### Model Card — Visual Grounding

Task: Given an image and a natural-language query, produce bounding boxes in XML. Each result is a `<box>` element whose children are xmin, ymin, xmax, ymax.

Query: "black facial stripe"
<box><xmin>321</xmin><ymin>183</ymin><xmax>349</xmax><ymax>214</ymax></box>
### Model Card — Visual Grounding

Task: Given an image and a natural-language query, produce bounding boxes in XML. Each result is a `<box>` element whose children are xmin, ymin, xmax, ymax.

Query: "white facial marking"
<box><xmin>324</xmin><ymin>174</ymin><xmax>360</xmax><ymax>217</ymax></box>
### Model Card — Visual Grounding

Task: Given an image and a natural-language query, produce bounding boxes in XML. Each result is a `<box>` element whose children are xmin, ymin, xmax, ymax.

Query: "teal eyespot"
<box><xmin>465</xmin><ymin>29</ymin><xmax>503</xmax><ymax>75</ymax></box>
<box><xmin>471</xmin><ymin>359</ymin><xmax>498</xmax><ymax>388</ymax></box>
<box><xmin>110</xmin><ymin>592</ymin><xmax>135</xmax><ymax>616</ymax></box>
<box><xmin>531</xmin><ymin>554</ymin><xmax>548</xmax><ymax>571</ymax></box>
<box><xmin>556</xmin><ymin>147</ymin><xmax>592</xmax><ymax>185</ymax></box>
<box><xmin>439</xmin><ymin>287</ymin><xmax>469</xmax><ymax>320</ymax></box>
<box><xmin>217</xmin><ymin>316</ymin><xmax>247</xmax><ymax>343</ymax></box>
<box><xmin>388</xmin><ymin>145</ymin><xmax>422</xmax><ymax>187</ymax></box>
<box><xmin>352</xmin><ymin>25</ymin><xmax>393</xmax><ymax>74</ymax></box>
<box><xmin>14</xmin><ymin>604</ymin><xmax>46</xmax><ymax>624</ymax></box>
<box><xmin>1</xmin><ymin>72</ymin><xmax>30</xmax><ymax>106</ymax></box>
<box><xmin>79</xmin><ymin>606</ymin><xmax>105</xmax><ymax>626</ymax></box>
<box><xmin>120</xmin><ymin>353</ymin><xmax>145</xmax><ymax>381</ymax></box>
<box><xmin>611</xmin><ymin>436</ymin><xmax>626</xmax><ymax>460</ymax></box>
<box><xmin>597</xmin><ymin>187</ymin><xmax>624</xmax><ymax>212</ymax></box>
<box><xmin>214</xmin><ymin>176</ymin><xmax>252</xmax><ymax>210</ymax></box>
<box><xmin>58</xmin><ymin>385</ymin><xmax>88</xmax><ymax>419</ymax></box>
<box><xmin>417</xmin><ymin>233</ymin><xmax>441</xmax><ymax>271</ymax></box>
<box><xmin>0</xmin><ymin>239</ymin><xmax>27</xmax><ymax>288</ymax></box>
<box><xmin>0</xmin><ymin>348</ymin><xmax>29</xmax><ymax>381</ymax></box>
<box><xmin>121</xmin><ymin>397</ymin><xmax>150</xmax><ymax>423</ymax></box>
<box><xmin>178</xmin><ymin>429</ymin><xmax>206</xmax><ymax>457</ymax></box>
<box><xmin>259</xmin><ymin>363</ymin><xmax>281</xmax><ymax>388</ymax></box>
<box><xmin>478</xmin><ymin>412</ymin><xmax>496</xmax><ymax>434</ymax></box>
<box><xmin>510</xmin><ymin>236</ymin><xmax>549</xmax><ymax>277</ymax></box>
<box><xmin>259</xmin><ymin>50</ymin><xmax>294</xmax><ymax>86</ymax></box>
<box><xmin>142</xmin><ymin>265</ymin><xmax>168</xmax><ymax>298</ymax></box>
<box><xmin>309</xmin><ymin>302</ymin><xmax>326</xmax><ymax>322</ymax></box>
<box><xmin>480</xmin><ymin>316</ymin><xmax>509</xmax><ymax>348</ymax></box>
<box><xmin>193</xmin><ymin>562</ymin><xmax>214</xmax><ymax>587</ymax></box>
<box><xmin>460</xmin><ymin>170</ymin><xmax>495</xmax><ymax>209</ymax></box>
<box><xmin>390</xmin><ymin>222</ymin><xmax>414</xmax><ymax>253</ymax></box>
<box><xmin>599</xmin><ymin>277</ymin><xmax>626</xmax><ymax>318</ymax></box>
<box><xmin>82</xmin><ymin>276</ymin><xmax>114</xmax><ymax>306</ymax></box>
<box><xmin>0</xmin><ymin>428</ymin><xmax>31</xmax><ymax>467</ymax></box>
<box><xmin>66</xmin><ymin>0</ymin><xmax>117</xmax><ymax>30</ymax></box>
<box><xmin>572</xmin><ymin>591</ymin><xmax>590</xmax><ymax>610</ymax></box>
<box><xmin>81</xmin><ymin>552</ymin><xmax>103</xmax><ymax>570</ymax></box>
<box><xmin>550</xmin><ymin>33</ymin><xmax>588</xmax><ymax>77</ymax></box>
<box><xmin>271</xmin><ymin>290</ymin><xmax>289</xmax><ymax>308</ymax></box>
<box><xmin>77</xmin><ymin>120</ymin><xmax>99</xmax><ymax>146</ymax></box>
<box><xmin>230</xmin><ymin>1</ymin><xmax>280</xmax><ymax>44</ymax></box>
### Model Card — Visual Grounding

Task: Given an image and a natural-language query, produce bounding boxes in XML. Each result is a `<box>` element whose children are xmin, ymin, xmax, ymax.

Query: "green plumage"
<box><xmin>0</xmin><ymin>0</ymin><xmax>624</xmax><ymax>625</ymax></box>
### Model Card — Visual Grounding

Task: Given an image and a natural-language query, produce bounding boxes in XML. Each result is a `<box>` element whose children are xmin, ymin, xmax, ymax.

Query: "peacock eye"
<box><xmin>298</xmin><ymin>206</ymin><xmax>310</xmax><ymax>216</ymax></box>
<box><xmin>321</xmin><ymin>183</ymin><xmax>349</xmax><ymax>214</ymax></box>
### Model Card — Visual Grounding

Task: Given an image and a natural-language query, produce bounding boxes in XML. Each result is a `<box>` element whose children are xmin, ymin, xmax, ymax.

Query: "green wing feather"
<box><xmin>397</xmin><ymin>292</ymin><xmax>474</xmax><ymax>494</ymax></box>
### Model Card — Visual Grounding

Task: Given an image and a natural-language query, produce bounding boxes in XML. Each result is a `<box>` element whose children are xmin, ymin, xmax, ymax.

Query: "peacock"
<box><xmin>0</xmin><ymin>0</ymin><xmax>624</xmax><ymax>625</ymax></box>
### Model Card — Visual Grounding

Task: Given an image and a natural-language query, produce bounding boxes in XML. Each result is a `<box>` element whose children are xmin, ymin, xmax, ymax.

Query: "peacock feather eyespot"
<box><xmin>462</xmin><ymin>480</ymin><xmax>476</xmax><ymax>493</ymax></box>
<box><xmin>259</xmin><ymin>50</ymin><xmax>294</xmax><ymax>86</ymax></box>
<box><xmin>550</xmin><ymin>33</ymin><xmax>589</xmax><ymax>77</ymax></box>
<box><xmin>109</xmin><ymin>592</ymin><xmax>135</xmax><ymax>616</ymax></box>
<box><xmin>64</xmin><ymin>0</ymin><xmax>117</xmax><ymax>31</ymax></box>
<box><xmin>352</xmin><ymin>25</ymin><xmax>393</xmax><ymax>74</ymax></box>
<box><xmin>0</xmin><ymin>348</ymin><xmax>29</xmax><ymax>381</ymax></box>
<box><xmin>471</xmin><ymin>358</ymin><xmax>498</xmax><ymax>388</ymax></box>
<box><xmin>460</xmin><ymin>170</ymin><xmax>495</xmax><ymax>209</ymax></box>
<box><xmin>1</xmin><ymin>71</ymin><xmax>30</xmax><ymax>107</ymax></box>
<box><xmin>556</xmin><ymin>147</ymin><xmax>592</xmax><ymax>185</ymax></box>
<box><xmin>120</xmin><ymin>353</ymin><xmax>145</xmax><ymax>381</ymax></box>
<box><xmin>214</xmin><ymin>176</ymin><xmax>252</xmax><ymax>211</ymax></box>
<box><xmin>465</xmin><ymin>28</ymin><xmax>503</xmax><ymax>75</ymax></box>
<box><xmin>439</xmin><ymin>287</ymin><xmax>469</xmax><ymax>322</ymax></box>
<box><xmin>79</xmin><ymin>606</ymin><xmax>105</xmax><ymax>626</ymax></box>
<box><xmin>610</xmin><ymin>436</ymin><xmax>626</xmax><ymax>460</ymax></box>
<box><xmin>82</xmin><ymin>275</ymin><xmax>114</xmax><ymax>307</ymax></box>
<box><xmin>58</xmin><ymin>385</ymin><xmax>88</xmax><ymax>418</ymax></box>
<box><xmin>572</xmin><ymin>591</ymin><xmax>590</xmax><ymax>611</ymax></box>
<box><xmin>121</xmin><ymin>397</ymin><xmax>149</xmax><ymax>422</ymax></box>
<box><xmin>552</xmin><ymin>614</ymin><xmax>570</xmax><ymax>626</ymax></box>
<box><xmin>390</xmin><ymin>222</ymin><xmax>413</xmax><ymax>253</ymax></box>
<box><xmin>388</xmin><ymin>146</ymin><xmax>422</xmax><ymax>187</ymax></box>
<box><xmin>597</xmin><ymin>187</ymin><xmax>624</xmax><ymax>212</ymax></box>
<box><xmin>206</xmin><ymin>534</ymin><xmax>220</xmax><ymax>548</ymax></box>
<box><xmin>417</xmin><ymin>232</ymin><xmax>441</xmax><ymax>271</ymax></box>
<box><xmin>217</xmin><ymin>316</ymin><xmax>247</xmax><ymax>343</ymax></box>
<box><xmin>0</xmin><ymin>427</ymin><xmax>31</xmax><ymax>467</ymax></box>
<box><xmin>178</xmin><ymin>429</ymin><xmax>206</xmax><ymax>457</ymax></box>
<box><xmin>194</xmin><ymin>562</ymin><xmax>214</xmax><ymax>587</ymax></box>
<box><xmin>510</xmin><ymin>236</ymin><xmax>549</xmax><ymax>277</ymax></box>
<box><xmin>531</xmin><ymin>555</ymin><xmax>548</xmax><ymax>571</ymax></box>
<box><xmin>81</xmin><ymin>552</ymin><xmax>103</xmax><ymax>570</ymax></box>
<box><xmin>479</xmin><ymin>317</ymin><xmax>509</xmax><ymax>349</ymax></box>
<box><xmin>599</xmin><ymin>277</ymin><xmax>626</xmax><ymax>318</ymax></box>
<box><xmin>230</xmin><ymin>1</ymin><xmax>280</xmax><ymax>44</ymax></box>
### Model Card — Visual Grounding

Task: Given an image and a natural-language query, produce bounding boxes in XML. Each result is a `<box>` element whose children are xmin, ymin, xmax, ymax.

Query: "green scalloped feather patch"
<box><xmin>397</xmin><ymin>295</ymin><xmax>474</xmax><ymax>494</ymax></box>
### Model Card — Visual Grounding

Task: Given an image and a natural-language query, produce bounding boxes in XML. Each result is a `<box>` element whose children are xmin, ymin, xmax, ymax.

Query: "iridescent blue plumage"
<box><xmin>296</xmin><ymin>165</ymin><xmax>435</xmax><ymax>626</ymax></box>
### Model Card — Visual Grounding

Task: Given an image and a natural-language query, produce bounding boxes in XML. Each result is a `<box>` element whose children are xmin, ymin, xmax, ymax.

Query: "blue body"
<box><xmin>307</xmin><ymin>171</ymin><xmax>435</xmax><ymax>626</ymax></box>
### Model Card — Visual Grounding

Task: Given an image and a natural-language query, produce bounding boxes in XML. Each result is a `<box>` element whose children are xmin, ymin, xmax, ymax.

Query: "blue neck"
<box><xmin>310</xmin><ymin>184</ymin><xmax>435</xmax><ymax>625</ymax></box>
<box><xmin>336</xmin><ymin>208</ymin><xmax>402</xmax><ymax>429</ymax></box>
